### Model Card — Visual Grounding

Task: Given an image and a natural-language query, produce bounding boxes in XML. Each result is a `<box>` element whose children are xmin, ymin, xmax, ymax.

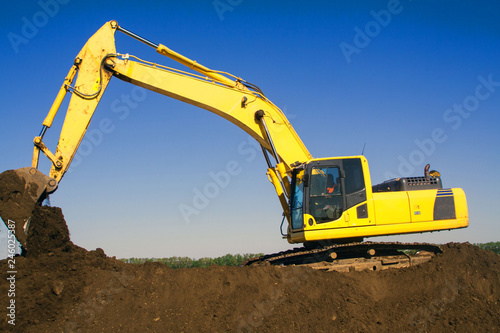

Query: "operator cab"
<box><xmin>290</xmin><ymin>157</ymin><xmax>367</xmax><ymax>231</ymax></box>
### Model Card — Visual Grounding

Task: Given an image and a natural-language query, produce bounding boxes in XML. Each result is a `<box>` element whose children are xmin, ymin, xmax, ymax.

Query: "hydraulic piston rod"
<box><xmin>116</xmin><ymin>24</ymin><xmax>159</xmax><ymax>49</ymax></box>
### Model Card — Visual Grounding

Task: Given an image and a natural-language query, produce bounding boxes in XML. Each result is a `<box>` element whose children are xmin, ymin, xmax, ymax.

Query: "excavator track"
<box><xmin>242</xmin><ymin>242</ymin><xmax>442</xmax><ymax>272</ymax></box>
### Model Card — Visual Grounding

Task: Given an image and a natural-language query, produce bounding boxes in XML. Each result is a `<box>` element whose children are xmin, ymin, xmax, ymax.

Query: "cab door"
<box><xmin>305</xmin><ymin>160</ymin><xmax>344</xmax><ymax>225</ymax></box>
<box><xmin>305</xmin><ymin>158</ymin><xmax>370</xmax><ymax>227</ymax></box>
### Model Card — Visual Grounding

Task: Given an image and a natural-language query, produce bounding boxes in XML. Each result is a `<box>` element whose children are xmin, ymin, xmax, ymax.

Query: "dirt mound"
<box><xmin>1</xmin><ymin>206</ymin><xmax>499</xmax><ymax>332</ymax></box>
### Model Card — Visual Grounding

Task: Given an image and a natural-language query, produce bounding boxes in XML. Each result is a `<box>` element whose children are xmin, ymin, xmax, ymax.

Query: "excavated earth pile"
<box><xmin>1</xmin><ymin>205</ymin><xmax>499</xmax><ymax>332</ymax></box>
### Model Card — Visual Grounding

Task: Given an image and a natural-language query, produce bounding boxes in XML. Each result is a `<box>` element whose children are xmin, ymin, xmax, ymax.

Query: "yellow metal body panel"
<box><xmin>302</xmin><ymin>201</ymin><xmax>374</xmax><ymax>231</ymax></box>
<box><xmin>290</xmin><ymin>217</ymin><xmax>469</xmax><ymax>243</ymax></box>
<box><xmin>373</xmin><ymin>192</ymin><xmax>411</xmax><ymax>225</ymax></box>
<box><xmin>408</xmin><ymin>190</ymin><xmax>437</xmax><ymax>222</ymax></box>
<box><xmin>453</xmin><ymin>188</ymin><xmax>469</xmax><ymax>220</ymax></box>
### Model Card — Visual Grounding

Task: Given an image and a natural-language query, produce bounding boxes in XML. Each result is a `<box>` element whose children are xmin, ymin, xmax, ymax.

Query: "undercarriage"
<box><xmin>243</xmin><ymin>242</ymin><xmax>442</xmax><ymax>272</ymax></box>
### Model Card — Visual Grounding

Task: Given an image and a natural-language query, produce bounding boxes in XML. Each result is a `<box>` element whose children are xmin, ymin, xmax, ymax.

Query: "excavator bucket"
<box><xmin>0</xmin><ymin>167</ymin><xmax>58</xmax><ymax>249</ymax></box>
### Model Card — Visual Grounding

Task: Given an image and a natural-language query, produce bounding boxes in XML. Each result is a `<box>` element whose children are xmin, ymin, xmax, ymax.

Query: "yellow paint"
<box><xmin>408</xmin><ymin>190</ymin><xmax>436</xmax><ymax>222</ymax></box>
<box><xmin>373</xmin><ymin>192</ymin><xmax>411</xmax><ymax>225</ymax></box>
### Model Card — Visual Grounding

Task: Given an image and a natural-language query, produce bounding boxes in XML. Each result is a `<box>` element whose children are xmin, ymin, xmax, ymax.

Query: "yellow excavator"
<box><xmin>0</xmin><ymin>21</ymin><xmax>468</xmax><ymax>270</ymax></box>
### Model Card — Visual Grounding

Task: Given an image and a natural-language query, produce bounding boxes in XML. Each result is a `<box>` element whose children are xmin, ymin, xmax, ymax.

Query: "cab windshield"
<box><xmin>308</xmin><ymin>166</ymin><xmax>343</xmax><ymax>223</ymax></box>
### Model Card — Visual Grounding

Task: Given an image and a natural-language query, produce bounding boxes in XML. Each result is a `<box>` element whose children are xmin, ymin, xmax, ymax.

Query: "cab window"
<box><xmin>290</xmin><ymin>170</ymin><xmax>304</xmax><ymax>230</ymax></box>
<box><xmin>343</xmin><ymin>158</ymin><xmax>365</xmax><ymax>194</ymax></box>
<box><xmin>308</xmin><ymin>166</ymin><xmax>343</xmax><ymax>223</ymax></box>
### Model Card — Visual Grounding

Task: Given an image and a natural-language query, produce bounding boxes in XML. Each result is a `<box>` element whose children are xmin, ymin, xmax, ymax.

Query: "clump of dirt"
<box><xmin>0</xmin><ymin>169</ymin><xmax>58</xmax><ymax>250</ymax></box>
<box><xmin>24</xmin><ymin>206</ymin><xmax>74</xmax><ymax>257</ymax></box>
<box><xmin>1</xmin><ymin>205</ymin><xmax>499</xmax><ymax>333</ymax></box>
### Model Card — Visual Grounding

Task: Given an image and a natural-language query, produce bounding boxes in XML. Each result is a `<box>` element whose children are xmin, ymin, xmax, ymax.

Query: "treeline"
<box><xmin>475</xmin><ymin>242</ymin><xmax>500</xmax><ymax>255</ymax></box>
<box><xmin>120</xmin><ymin>242</ymin><xmax>499</xmax><ymax>268</ymax></box>
<box><xmin>120</xmin><ymin>253</ymin><xmax>262</xmax><ymax>268</ymax></box>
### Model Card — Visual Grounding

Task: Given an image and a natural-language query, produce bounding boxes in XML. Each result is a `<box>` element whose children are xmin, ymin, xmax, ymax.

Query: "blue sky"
<box><xmin>1</xmin><ymin>1</ymin><xmax>499</xmax><ymax>259</ymax></box>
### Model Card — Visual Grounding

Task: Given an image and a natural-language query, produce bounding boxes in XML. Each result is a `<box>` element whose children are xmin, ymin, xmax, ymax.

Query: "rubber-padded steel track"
<box><xmin>242</xmin><ymin>242</ymin><xmax>442</xmax><ymax>270</ymax></box>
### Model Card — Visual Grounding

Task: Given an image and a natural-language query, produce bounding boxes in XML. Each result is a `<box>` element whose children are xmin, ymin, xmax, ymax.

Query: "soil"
<box><xmin>1</xmin><ymin>206</ymin><xmax>499</xmax><ymax>332</ymax></box>
<box><xmin>0</xmin><ymin>170</ymin><xmax>34</xmax><ymax>247</ymax></box>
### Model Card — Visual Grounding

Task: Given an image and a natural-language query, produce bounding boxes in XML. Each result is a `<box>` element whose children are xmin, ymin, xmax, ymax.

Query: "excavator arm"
<box><xmin>1</xmin><ymin>21</ymin><xmax>311</xmax><ymax>247</ymax></box>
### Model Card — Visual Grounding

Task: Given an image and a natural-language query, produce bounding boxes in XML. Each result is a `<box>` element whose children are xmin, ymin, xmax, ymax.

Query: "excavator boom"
<box><xmin>39</xmin><ymin>20</ymin><xmax>311</xmax><ymax>184</ymax></box>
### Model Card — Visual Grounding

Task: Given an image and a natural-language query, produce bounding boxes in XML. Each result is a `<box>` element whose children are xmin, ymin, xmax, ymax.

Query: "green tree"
<box><xmin>475</xmin><ymin>242</ymin><xmax>500</xmax><ymax>255</ymax></box>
